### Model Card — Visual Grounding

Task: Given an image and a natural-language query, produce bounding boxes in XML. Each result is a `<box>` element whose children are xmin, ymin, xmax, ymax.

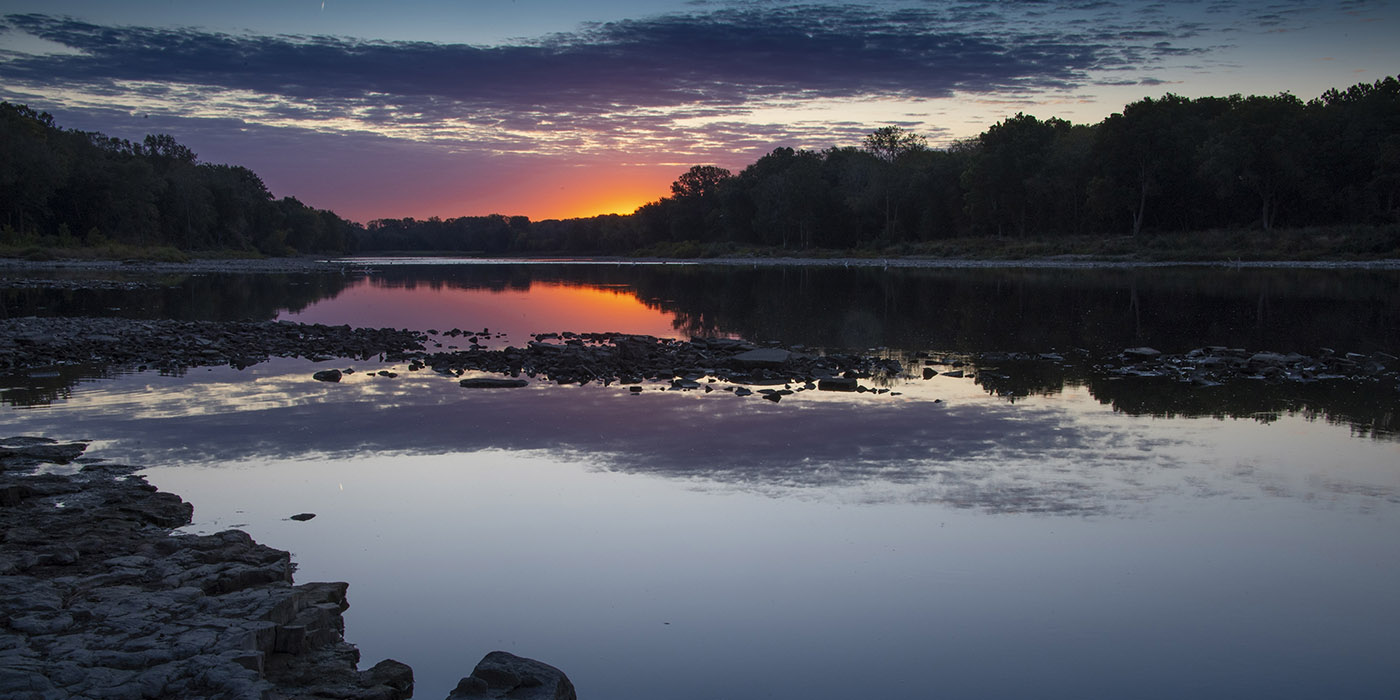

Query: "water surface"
<box><xmin>4</xmin><ymin>261</ymin><xmax>1397</xmax><ymax>698</ymax></box>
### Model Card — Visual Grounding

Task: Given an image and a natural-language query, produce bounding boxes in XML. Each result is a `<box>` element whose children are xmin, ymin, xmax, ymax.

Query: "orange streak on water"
<box><xmin>282</xmin><ymin>279</ymin><xmax>684</xmax><ymax>340</ymax></box>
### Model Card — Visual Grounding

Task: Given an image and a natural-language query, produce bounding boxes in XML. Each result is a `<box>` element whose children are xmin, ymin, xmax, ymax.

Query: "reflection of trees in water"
<box><xmin>363</xmin><ymin>264</ymin><xmax>1400</xmax><ymax>354</ymax></box>
<box><xmin>1083</xmin><ymin>374</ymin><xmax>1398</xmax><ymax>439</ymax></box>
<box><xmin>302</xmin><ymin>264</ymin><xmax>1400</xmax><ymax>437</ymax></box>
<box><xmin>921</xmin><ymin>353</ymin><xmax>1398</xmax><ymax>439</ymax></box>
<box><xmin>0</xmin><ymin>364</ymin><xmax>188</xmax><ymax>408</ymax></box>
<box><xmin>963</xmin><ymin>358</ymin><xmax>1072</xmax><ymax>401</ymax></box>
<box><xmin>0</xmin><ymin>364</ymin><xmax>96</xmax><ymax>407</ymax></box>
<box><xmin>1</xmin><ymin>272</ymin><xmax>352</xmax><ymax>321</ymax></box>
<box><xmin>2</xmin><ymin>272</ymin><xmax>353</xmax><ymax>406</ymax></box>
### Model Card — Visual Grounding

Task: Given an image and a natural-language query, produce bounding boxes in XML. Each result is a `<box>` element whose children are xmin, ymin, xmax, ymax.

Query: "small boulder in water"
<box><xmin>312</xmin><ymin>369</ymin><xmax>343</xmax><ymax>382</ymax></box>
<box><xmin>459</xmin><ymin>377</ymin><xmax>529</xmax><ymax>389</ymax></box>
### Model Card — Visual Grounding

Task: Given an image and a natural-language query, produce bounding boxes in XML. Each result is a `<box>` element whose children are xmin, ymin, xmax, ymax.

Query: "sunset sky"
<box><xmin>1</xmin><ymin>1</ymin><xmax>1396</xmax><ymax>222</ymax></box>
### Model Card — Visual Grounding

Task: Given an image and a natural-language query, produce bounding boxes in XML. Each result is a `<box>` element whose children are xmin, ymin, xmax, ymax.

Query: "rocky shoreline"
<box><xmin>0</xmin><ymin>437</ymin><xmax>576</xmax><ymax>700</ymax></box>
<box><xmin>0</xmin><ymin>317</ymin><xmax>427</xmax><ymax>373</ymax></box>
<box><xmin>0</xmin><ymin>257</ymin><xmax>351</xmax><ymax>277</ymax></box>
<box><xmin>4</xmin><ymin>316</ymin><xmax>1396</xmax><ymax>409</ymax></box>
<box><xmin>397</xmin><ymin>331</ymin><xmax>908</xmax><ymax>400</ymax></box>
<box><xmin>0</xmin><ymin>317</ymin><xmax>908</xmax><ymax>401</ymax></box>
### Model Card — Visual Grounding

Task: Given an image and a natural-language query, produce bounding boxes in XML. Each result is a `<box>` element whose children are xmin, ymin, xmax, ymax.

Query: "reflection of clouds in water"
<box><xmin>6</xmin><ymin>366</ymin><xmax>1396</xmax><ymax>517</ymax></box>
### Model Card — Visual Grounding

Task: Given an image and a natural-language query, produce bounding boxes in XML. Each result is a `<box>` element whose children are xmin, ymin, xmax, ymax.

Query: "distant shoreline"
<box><xmin>5</xmin><ymin>254</ymin><xmax>1400</xmax><ymax>274</ymax></box>
<box><xmin>337</xmin><ymin>254</ymin><xmax>1400</xmax><ymax>270</ymax></box>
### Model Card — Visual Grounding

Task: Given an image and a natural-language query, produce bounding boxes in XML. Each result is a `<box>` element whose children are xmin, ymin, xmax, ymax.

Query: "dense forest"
<box><xmin>4</xmin><ymin>75</ymin><xmax>1398</xmax><ymax>258</ymax></box>
<box><xmin>0</xmin><ymin>103</ymin><xmax>359</xmax><ymax>256</ymax></box>
<box><xmin>360</xmin><ymin>76</ymin><xmax>1400</xmax><ymax>255</ymax></box>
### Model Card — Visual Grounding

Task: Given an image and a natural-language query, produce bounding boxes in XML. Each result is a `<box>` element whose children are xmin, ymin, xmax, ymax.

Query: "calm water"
<box><xmin>3</xmin><ymin>260</ymin><xmax>1398</xmax><ymax>699</ymax></box>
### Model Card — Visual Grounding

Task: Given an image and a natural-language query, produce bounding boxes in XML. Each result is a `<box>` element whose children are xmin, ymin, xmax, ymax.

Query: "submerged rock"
<box><xmin>459</xmin><ymin>377</ymin><xmax>530</xmax><ymax>388</ymax></box>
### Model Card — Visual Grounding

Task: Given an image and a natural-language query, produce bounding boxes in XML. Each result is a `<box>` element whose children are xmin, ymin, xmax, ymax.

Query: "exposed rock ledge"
<box><xmin>0</xmin><ymin>437</ymin><xmax>575</xmax><ymax>700</ymax></box>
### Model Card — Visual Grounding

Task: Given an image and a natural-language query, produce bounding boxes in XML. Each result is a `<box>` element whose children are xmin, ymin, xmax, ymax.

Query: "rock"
<box><xmin>942</xmin><ymin>370</ymin><xmax>964</xmax><ymax>378</ymax></box>
<box><xmin>312</xmin><ymin>369</ymin><xmax>343</xmax><ymax>382</ymax></box>
<box><xmin>459</xmin><ymin>378</ymin><xmax>530</xmax><ymax>388</ymax></box>
<box><xmin>362</xmin><ymin>658</ymin><xmax>415</xmax><ymax>698</ymax></box>
<box><xmin>0</xmin><ymin>318</ymin><xmax>426</xmax><ymax>375</ymax></box>
<box><xmin>1123</xmin><ymin>347</ymin><xmax>1162</xmax><ymax>358</ymax></box>
<box><xmin>447</xmin><ymin>651</ymin><xmax>576</xmax><ymax>700</ymax></box>
<box><xmin>818</xmin><ymin>377</ymin><xmax>858</xmax><ymax>392</ymax></box>
<box><xmin>922</xmin><ymin>367</ymin><xmax>936</xmax><ymax>380</ymax></box>
<box><xmin>0</xmin><ymin>441</ymin><xmax>88</xmax><ymax>466</ymax></box>
<box><xmin>729</xmin><ymin>348</ymin><xmax>792</xmax><ymax>368</ymax></box>
<box><xmin>1247</xmin><ymin>352</ymin><xmax>1289</xmax><ymax>365</ymax></box>
<box><xmin>289</xmin><ymin>513</ymin><xmax>316</xmax><ymax>521</ymax></box>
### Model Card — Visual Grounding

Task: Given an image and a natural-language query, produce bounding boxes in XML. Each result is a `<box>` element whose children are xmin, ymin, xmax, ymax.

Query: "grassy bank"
<box><xmin>634</xmin><ymin>225</ymin><xmax>1400</xmax><ymax>261</ymax></box>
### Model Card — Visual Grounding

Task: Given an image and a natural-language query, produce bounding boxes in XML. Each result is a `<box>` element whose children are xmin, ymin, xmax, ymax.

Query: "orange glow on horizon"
<box><xmin>518</xmin><ymin>165</ymin><xmax>676</xmax><ymax>220</ymax></box>
<box><xmin>368</xmin><ymin>163</ymin><xmax>683</xmax><ymax>223</ymax></box>
<box><xmin>554</xmin><ymin>193</ymin><xmax>655</xmax><ymax>220</ymax></box>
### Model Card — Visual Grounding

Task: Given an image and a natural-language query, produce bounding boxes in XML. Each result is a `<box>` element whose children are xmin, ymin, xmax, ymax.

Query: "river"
<box><xmin>3</xmin><ymin>259</ymin><xmax>1397</xmax><ymax>699</ymax></box>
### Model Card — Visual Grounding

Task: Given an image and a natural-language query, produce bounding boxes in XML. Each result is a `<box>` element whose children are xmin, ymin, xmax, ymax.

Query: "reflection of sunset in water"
<box><xmin>280</xmin><ymin>279</ymin><xmax>686</xmax><ymax>340</ymax></box>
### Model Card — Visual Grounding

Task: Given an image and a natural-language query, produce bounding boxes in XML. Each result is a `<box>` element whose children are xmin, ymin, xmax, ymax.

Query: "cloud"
<box><xmin>4</xmin><ymin>0</ymin><xmax>1372</xmax><ymax>217</ymax></box>
<box><xmin>0</xmin><ymin>2</ymin><xmax>1207</xmax><ymax>159</ymax></box>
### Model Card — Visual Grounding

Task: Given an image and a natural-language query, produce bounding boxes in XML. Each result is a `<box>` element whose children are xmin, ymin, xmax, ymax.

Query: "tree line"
<box><xmin>363</xmin><ymin>76</ymin><xmax>1398</xmax><ymax>254</ymax></box>
<box><xmin>5</xmin><ymin>75</ymin><xmax>1398</xmax><ymax>257</ymax></box>
<box><xmin>615</xmin><ymin>77</ymin><xmax>1398</xmax><ymax>253</ymax></box>
<box><xmin>1</xmin><ymin>103</ymin><xmax>358</xmax><ymax>255</ymax></box>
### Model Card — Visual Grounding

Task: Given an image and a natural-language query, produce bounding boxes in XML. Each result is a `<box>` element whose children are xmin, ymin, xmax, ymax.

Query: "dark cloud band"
<box><xmin>0</xmin><ymin>4</ymin><xmax>1189</xmax><ymax>115</ymax></box>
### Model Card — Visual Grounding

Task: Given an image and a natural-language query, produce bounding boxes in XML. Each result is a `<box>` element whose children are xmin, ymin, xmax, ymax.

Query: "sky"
<box><xmin>1</xmin><ymin>1</ymin><xmax>1396</xmax><ymax>222</ymax></box>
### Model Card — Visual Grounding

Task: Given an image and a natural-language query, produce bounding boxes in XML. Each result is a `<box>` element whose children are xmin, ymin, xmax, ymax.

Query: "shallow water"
<box><xmin>4</xmin><ymin>261</ymin><xmax>1398</xmax><ymax>698</ymax></box>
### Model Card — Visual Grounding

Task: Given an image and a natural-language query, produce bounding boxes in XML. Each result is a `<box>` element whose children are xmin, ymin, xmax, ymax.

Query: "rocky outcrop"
<box><xmin>0</xmin><ymin>436</ymin><xmax>413</xmax><ymax>700</ymax></box>
<box><xmin>401</xmin><ymin>332</ymin><xmax>904</xmax><ymax>397</ymax></box>
<box><xmin>0</xmin><ymin>317</ymin><xmax>426</xmax><ymax>372</ymax></box>
<box><xmin>1</xmin><ymin>317</ymin><xmax>907</xmax><ymax>402</ymax></box>
<box><xmin>1</xmin><ymin>437</ymin><xmax>577</xmax><ymax>700</ymax></box>
<box><xmin>445</xmin><ymin>652</ymin><xmax>576</xmax><ymax>700</ymax></box>
<box><xmin>1096</xmin><ymin>346</ymin><xmax>1397</xmax><ymax>386</ymax></box>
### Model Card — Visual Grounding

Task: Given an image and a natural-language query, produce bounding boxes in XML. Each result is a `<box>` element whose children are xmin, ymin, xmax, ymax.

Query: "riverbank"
<box><xmin>5</xmin><ymin>251</ymin><xmax>1400</xmax><ymax>277</ymax></box>
<box><xmin>0</xmin><ymin>437</ymin><xmax>578</xmax><ymax>700</ymax></box>
<box><xmin>0</xmin><ymin>255</ymin><xmax>350</xmax><ymax>276</ymax></box>
<box><xmin>339</xmin><ymin>254</ymin><xmax>1400</xmax><ymax>270</ymax></box>
<box><xmin>628</xmin><ymin>226</ymin><xmax>1400</xmax><ymax>263</ymax></box>
<box><xmin>0</xmin><ymin>437</ymin><xmax>415</xmax><ymax>699</ymax></box>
